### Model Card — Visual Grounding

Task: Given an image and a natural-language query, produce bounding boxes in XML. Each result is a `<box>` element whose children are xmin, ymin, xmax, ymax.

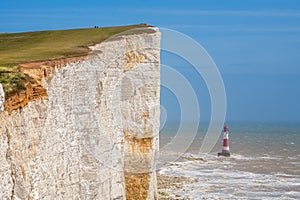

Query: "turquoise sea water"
<box><xmin>158</xmin><ymin>122</ymin><xmax>300</xmax><ymax>199</ymax></box>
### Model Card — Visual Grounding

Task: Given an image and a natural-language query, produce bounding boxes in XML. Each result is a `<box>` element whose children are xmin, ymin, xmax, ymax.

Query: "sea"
<box><xmin>158</xmin><ymin>122</ymin><xmax>300</xmax><ymax>200</ymax></box>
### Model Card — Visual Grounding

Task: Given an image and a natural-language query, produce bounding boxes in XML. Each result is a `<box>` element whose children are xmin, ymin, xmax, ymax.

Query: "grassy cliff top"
<box><xmin>0</xmin><ymin>24</ymin><xmax>151</xmax><ymax>95</ymax></box>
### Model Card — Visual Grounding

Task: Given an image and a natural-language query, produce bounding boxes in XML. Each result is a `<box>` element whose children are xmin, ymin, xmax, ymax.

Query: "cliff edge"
<box><xmin>0</xmin><ymin>26</ymin><xmax>160</xmax><ymax>199</ymax></box>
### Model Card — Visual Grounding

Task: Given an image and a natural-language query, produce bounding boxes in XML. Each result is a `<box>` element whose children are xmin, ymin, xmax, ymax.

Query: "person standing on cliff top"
<box><xmin>0</xmin><ymin>83</ymin><xmax>4</xmax><ymax>112</ymax></box>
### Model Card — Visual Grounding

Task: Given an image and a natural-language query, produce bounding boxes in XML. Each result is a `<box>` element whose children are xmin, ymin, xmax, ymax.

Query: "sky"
<box><xmin>1</xmin><ymin>0</ymin><xmax>300</xmax><ymax>123</ymax></box>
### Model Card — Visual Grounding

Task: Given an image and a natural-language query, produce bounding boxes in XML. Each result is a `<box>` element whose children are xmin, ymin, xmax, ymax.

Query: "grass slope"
<box><xmin>0</xmin><ymin>24</ymin><xmax>149</xmax><ymax>95</ymax></box>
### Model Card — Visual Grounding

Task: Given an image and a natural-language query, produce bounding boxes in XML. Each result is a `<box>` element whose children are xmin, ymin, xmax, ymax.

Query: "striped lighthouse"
<box><xmin>218</xmin><ymin>125</ymin><xmax>230</xmax><ymax>157</ymax></box>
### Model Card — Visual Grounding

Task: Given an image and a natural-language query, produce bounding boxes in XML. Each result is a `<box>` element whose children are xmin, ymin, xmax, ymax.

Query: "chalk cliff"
<box><xmin>0</xmin><ymin>84</ymin><xmax>4</xmax><ymax>112</ymax></box>
<box><xmin>0</xmin><ymin>27</ymin><xmax>160</xmax><ymax>199</ymax></box>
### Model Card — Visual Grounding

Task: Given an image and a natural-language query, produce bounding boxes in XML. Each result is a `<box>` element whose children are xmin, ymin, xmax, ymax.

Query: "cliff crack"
<box><xmin>5</xmin><ymin>127</ymin><xmax>15</xmax><ymax>199</ymax></box>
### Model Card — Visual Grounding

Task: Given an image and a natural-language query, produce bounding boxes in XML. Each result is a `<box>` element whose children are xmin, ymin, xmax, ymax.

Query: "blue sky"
<box><xmin>1</xmin><ymin>0</ymin><xmax>300</xmax><ymax>122</ymax></box>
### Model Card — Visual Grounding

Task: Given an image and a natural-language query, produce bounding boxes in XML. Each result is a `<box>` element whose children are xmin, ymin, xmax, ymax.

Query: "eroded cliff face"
<box><xmin>0</xmin><ymin>84</ymin><xmax>4</xmax><ymax>111</ymax></box>
<box><xmin>0</xmin><ymin>27</ymin><xmax>160</xmax><ymax>200</ymax></box>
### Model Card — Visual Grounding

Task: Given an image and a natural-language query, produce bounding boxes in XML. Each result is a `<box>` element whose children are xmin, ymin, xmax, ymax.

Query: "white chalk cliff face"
<box><xmin>0</xmin><ymin>84</ymin><xmax>4</xmax><ymax>112</ymax></box>
<box><xmin>0</xmin><ymin>27</ymin><xmax>160</xmax><ymax>199</ymax></box>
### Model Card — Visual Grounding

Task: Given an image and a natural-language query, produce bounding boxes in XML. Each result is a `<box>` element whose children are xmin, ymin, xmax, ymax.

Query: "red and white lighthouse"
<box><xmin>218</xmin><ymin>125</ymin><xmax>230</xmax><ymax>157</ymax></box>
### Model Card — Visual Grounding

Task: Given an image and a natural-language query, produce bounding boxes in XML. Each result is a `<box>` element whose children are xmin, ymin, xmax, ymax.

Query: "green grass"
<box><xmin>0</xmin><ymin>24</ymin><xmax>150</xmax><ymax>96</ymax></box>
